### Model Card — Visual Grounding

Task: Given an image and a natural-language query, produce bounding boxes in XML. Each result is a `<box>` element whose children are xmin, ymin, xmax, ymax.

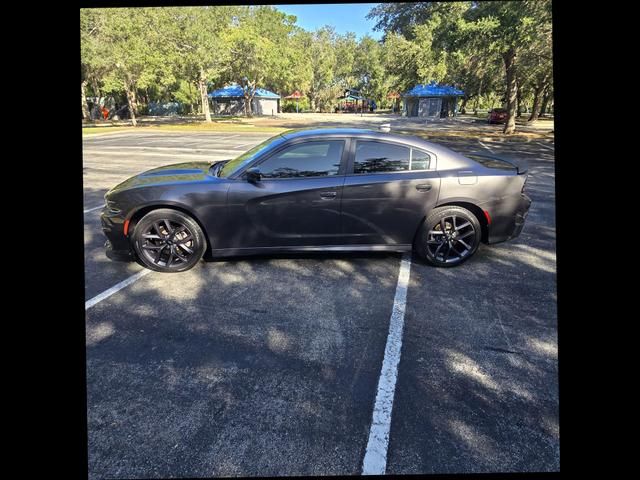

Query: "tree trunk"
<box><xmin>502</xmin><ymin>48</ymin><xmax>517</xmax><ymax>134</ymax></box>
<box><xmin>91</xmin><ymin>79</ymin><xmax>101</xmax><ymax>101</ymax></box>
<box><xmin>198</xmin><ymin>69</ymin><xmax>212</xmax><ymax>122</ymax></box>
<box><xmin>124</xmin><ymin>79</ymin><xmax>138</xmax><ymax>127</ymax></box>
<box><xmin>460</xmin><ymin>95</ymin><xmax>468</xmax><ymax>114</ymax></box>
<box><xmin>81</xmin><ymin>80</ymin><xmax>90</xmax><ymax>120</ymax></box>
<box><xmin>540</xmin><ymin>86</ymin><xmax>551</xmax><ymax>116</ymax></box>
<box><xmin>516</xmin><ymin>79</ymin><xmax>523</xmax><ymax>118</ymax></box>
<box><xmin>242</xmin><ymin>79</ymin><xmax>257</xmax><ymax>117</ymax></box>
<box><xmin>528</xmin><ymin>84</ymin><xmax>544</xmax><ymax>122</ymax></box>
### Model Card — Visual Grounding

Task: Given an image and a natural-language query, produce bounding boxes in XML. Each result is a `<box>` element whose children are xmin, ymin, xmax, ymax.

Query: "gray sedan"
<box><xmin>101</xmin><ymin>128</ymin><xmax>532</xmax><ymax>272</ymax></box>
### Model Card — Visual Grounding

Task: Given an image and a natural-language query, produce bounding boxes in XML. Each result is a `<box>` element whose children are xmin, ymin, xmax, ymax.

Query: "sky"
<box><xmin>274</xmin><ymin>3</ymin><xmax>382</xmax><ymax>40</ymax></box>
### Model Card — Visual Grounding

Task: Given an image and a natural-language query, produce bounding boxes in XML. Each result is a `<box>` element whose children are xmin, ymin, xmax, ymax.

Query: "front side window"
<box><xmin>354</xmin><ymin>141</ymin><xmax>431</xmax><ymax>173</ymax></box>
<box><xmin>257</xmin><ymin>140</ymin><xmax>344</xmax><ymax>179</ymax></box>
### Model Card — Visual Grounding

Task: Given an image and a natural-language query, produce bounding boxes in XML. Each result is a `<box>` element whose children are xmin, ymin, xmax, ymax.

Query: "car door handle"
<box><xmin>416</xmin><ymin>184</ymin><xmax>432</xmax><ymax>192</ymax></box>
<box><xmin>319</xmin><ymin>191</ymin><xmax>337</xmax><ymax>199</ymax></box>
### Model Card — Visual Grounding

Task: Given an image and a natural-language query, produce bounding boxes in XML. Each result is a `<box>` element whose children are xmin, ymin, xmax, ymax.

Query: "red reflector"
<box><xmin>483</xmin><ymin>210</ymin><xmax>492</xmax><ymax>225</ymax></box>
<box><xmin>123</xmin><ymin>219</ymin><xmax>130</xmax><ymax>236</ymax></box>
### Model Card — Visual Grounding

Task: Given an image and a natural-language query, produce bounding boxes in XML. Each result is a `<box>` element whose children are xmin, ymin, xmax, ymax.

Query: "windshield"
<box><xmin>219</xmin><ymin>135</ymin><xmax>287</xmax><ymax>177</ymax></box>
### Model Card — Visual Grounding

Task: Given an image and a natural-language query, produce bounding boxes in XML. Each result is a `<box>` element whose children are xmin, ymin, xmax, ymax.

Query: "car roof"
<box><xmin>277</xmin><ymin>127</ymin><xmax>477</xmax><ymax>170</ymax></box>
<box><xmin>280</xmin><ymin>127</ymin><xmax>426</xmax><ymax>145</ymax></box>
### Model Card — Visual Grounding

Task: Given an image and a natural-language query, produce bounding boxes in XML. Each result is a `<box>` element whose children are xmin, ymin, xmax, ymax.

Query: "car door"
<box><xmin>224</xmin><ymin>138</ymin><xmax>349</xmax><ymax>249</ymax></box>
<box><xmin>341</xmin><ymin>138</ymin><xmax>441</xmax><ymax>245</ymax></box>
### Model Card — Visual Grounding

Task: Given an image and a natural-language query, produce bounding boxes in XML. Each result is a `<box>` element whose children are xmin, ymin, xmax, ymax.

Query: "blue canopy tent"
<box><xmin>208</xmin><ymin>83</ymin><xmax>281</xmax><ymax>115</ymax></box>
<box><xmin>402</xmin><ymin>82</ymin><xmax>464</xmax><ymax>118</ymax></box>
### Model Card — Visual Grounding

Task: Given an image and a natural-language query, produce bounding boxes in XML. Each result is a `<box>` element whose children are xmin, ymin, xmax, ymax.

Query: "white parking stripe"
<box><xmin>362</xmin><ymin>253</ymin><xmax>412</xmax><ymax>475</ymax></box>
<box><xmin>83</xmin><ymin>149</ymin><xmax>230</xmax><ymax>160</ymax></box>
<box><xmin>478</xmin><ymin>140</ymin><xmax>494</xmax><ymax>153</ymax></box>
<box><xmin>536</xmin><ymin>141</ymin><xmax>554</xmax><ymax>151</ymax></box>
<box><xmin>84</xmin><ymin>205</ymin><xmax>104</xmax><ymax>213</ymax></box>
<box><xmin>85</xmin><ymin>269</ymin><xmax>152</xmax><ymax>310</ymax></box>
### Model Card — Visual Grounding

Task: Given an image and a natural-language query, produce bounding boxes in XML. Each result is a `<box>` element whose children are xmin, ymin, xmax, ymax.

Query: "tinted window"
<box><xmin>354</xmin><ymin>141</ymin><xmax>410</xmax><ymax>173</ymax></box>
<box><xmin>258</xmin><ymin>141</ymin><xmax>344</xmax><ymax>179</ymax></box>
<box><xmin>219</xmin><ymin>135</ymin><xmax>287</xmax><ymax>177</ymax></box>
<box><xmin>411</xmin><ymin>149</ymin><xmax>431</xmax><ymax>170</ymax></box>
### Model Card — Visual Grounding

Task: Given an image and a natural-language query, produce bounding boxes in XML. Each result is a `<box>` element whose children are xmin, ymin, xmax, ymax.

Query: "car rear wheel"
<box><xmin>131</xmin><ymin>209</ymin><xmax>206</xmax><ymax>273</ymax></box>
<box><xmin>415</xmin><ymin>206</ymin><xmax>482</xmax><ymax>267</ymax></box>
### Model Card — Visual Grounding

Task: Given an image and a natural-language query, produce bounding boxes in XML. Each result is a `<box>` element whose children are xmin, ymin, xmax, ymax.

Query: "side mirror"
<box><xmin>246</xmin><ymin>167</ymin><xmax>262</xmax><ymax>184</ymax></box>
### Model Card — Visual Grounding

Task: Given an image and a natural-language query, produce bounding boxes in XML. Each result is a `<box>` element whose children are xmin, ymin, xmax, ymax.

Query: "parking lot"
<box><xmin>83</xmin><ymin>129</ymin><xmax>558</xmax><ymax>478</ymax></box>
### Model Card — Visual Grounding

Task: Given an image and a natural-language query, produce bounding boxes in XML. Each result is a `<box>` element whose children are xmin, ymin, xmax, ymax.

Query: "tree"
<box><xmin>517</xmin><ymin>15</ymin><xmax>553</xmax><ymax>122</ymax></box>
<box><xmin>97</xmin><ymin>8</ymin><xmax>175</xmax><ymax>126</ymax></box>
<box><xmin>334</xmin><ymin>32</ymin><xmax>359</xmax><ymax>90</ymax></box>
<box><xmin>370</xmin><ymin>1</ymin><xmax>552</xmax><ymax>132</ymax></box>
<box><xmin>161</xmin><ymin>7</ymin><xmax>237</xmax><ymax>122</ymax></box>
<box><xmin>224</xmin><ymin>6</ymin><xmax>297</xmax><ymax>116</ymax></box>
<box><xmin>353</xmin><ymin>35</ymin><xmax>385</xmax><ymax>104</ymax></box>
<box><xmin>367</xmin><ymin>2</ymin><xmax>470</xmax><ymax>40</ymax></box>
<box><xmin>307</xmin><ymin>27</ymin><xmax>338</xmax><ymax>112</ymax></box>
<box><xmin>459</xmin><ymin>1</ymin><xmax>552</xmax><ymax>133</ymax></box>
<box><xmin>81</xmin><ymin>9</ymin><xmax>112</xmax><ymax>120</ymax></box>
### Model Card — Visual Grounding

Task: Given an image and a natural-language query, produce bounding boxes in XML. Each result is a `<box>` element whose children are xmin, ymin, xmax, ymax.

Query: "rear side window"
<box><xmin>354</xmin><ymin>141</ymin><xmax>431</xmax><ymax>173</ymax></box>
<box><xmin>257</xmin><ymin>140</ymin><xmax>344</xmax><ymax>179</ymax></box>
<box><xmin>410</xmin><ymin>149</ymin><xmax>431</xmax><ymax>170</ymax></box>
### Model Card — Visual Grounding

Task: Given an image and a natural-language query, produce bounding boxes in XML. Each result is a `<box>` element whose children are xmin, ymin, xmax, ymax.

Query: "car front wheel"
<box><xmin>415</xmin><ymin>206</ymin><xmax>482</xmax><ymax>267</ymax></box>
<box><xmin>131</xmin><ymin>208</ymin><xmax>206</xmax><ymax>273</ymax></box>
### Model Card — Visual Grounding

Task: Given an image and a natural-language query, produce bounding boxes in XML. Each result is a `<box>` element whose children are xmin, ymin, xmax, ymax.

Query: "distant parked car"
<box><xmin>488</xmin><ymin>108</ymin><xmax>508</xmax><ymax>124</ymax></box>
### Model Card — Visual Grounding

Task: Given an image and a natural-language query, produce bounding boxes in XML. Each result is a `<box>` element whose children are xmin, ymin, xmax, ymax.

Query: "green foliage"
<box><xmin>171</xmin><ymin>80</ymin><xmax>200</xmax><ymax>113</ymax></box>
<box><xmin>282</xmin><ymin>97</ymin><xmax>310</xmax><ymax>113</ymax></box>
<box><xmin>80</xmin><ymin>2</ymin><xmax>552</xmax><ymax>123</ymax></box>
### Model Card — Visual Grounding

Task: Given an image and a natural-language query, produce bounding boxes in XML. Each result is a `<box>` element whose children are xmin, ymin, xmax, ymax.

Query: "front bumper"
<box><xmin>101</xmin><ymin>209</ymin><xmax>134</xmax><ymax>260</ymax></box>
<box><xmin>486</xmin><ymin>193</ymin><xmax>532</xmax><ymax>244</ymax></box>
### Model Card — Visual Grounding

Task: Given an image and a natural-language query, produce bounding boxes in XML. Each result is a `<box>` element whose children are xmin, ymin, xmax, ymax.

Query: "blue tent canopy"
<box><xmin>208</xmin><ymin>83</ymin><xmax>280</xmax><ymax>99</ymax></box>
<box><xmin>403</xmin><ymin>82</ymin><xmax>464</xmax><ymax>97</ymax></box>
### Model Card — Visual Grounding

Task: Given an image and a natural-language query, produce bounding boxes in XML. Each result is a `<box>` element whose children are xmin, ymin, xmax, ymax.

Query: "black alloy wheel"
<box><xmin>416</xmin><ymin>206</ymin><xmax>482</xmax><ymax>267</ymax></box>
<box><xmin>132</xmin><ymin>209</ymin><xmax>206</xmax><ymax>272</ymax></box>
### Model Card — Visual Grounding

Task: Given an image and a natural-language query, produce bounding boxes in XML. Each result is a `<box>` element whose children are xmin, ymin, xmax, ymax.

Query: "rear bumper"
<box><xmin>486</xmin><ymin>193</ymin><xmax>532</xmax><ymax>244</ymax></box>
<box><xmin>101</xmin><ymin>209</ymin><xmax>134</xmax><ymax>260</ymax></box>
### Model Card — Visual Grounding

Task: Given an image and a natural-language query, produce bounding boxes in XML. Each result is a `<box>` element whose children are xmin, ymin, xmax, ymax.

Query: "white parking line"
<box><xmin>478</xmin><ymin>140</ymin><xmax>494</xmax><ymax>153</ymax></box>
<box><xmin>536</xmin><ymin>141</ymin><xmax>554</xmax><ymax>151</ymax></box>
<box><xmin>362</xmin><ymin>253</ymin><xmax>412</xmax><ymax>475</ymax></box>
<box><xmin>84</xmin><ymin>205</ymin><xmax>104</xmax><ymax>213</ymax></box>
<box><xmin>83</xmin><ymin>149</ymin><xmax>231</xmax><ymax>160</ymax></box>
<box><xmin>85</xmin><ymin>269</ymin><xmax>152</xmax><ymax>310</ymax></box>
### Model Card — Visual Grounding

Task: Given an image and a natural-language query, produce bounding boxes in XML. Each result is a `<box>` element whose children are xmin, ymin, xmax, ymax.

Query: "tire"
<box><xmin>414</xmin><ymin>206</ymin><xmax>482</xmax><ymax>267</ymax></box>
<box><xmin>131</xmin><ymin>208</ymin><xmax>206</xmax><ymax>273</ymax></box>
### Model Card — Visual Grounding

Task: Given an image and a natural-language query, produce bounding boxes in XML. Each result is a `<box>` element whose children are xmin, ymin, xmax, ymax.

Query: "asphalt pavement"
<box><xmin>83</xmin><ymin>129</ymin><xmax>558</xmax><ymax>478</ymax></box>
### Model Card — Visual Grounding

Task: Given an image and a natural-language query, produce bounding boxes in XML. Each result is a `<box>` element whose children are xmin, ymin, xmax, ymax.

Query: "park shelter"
<box><xmin>402</xmin><ymin>82</ymin><xmax>464</xmax><ymax>118</ymax></box>
<box><xmin>284</xmin><ymin>90</ymin><xmax>304</xmax><ymax>113</ymax></box>
<box><xmin>336</xmin><ymin>88</ymin><xmax>368</xmax><ymax>113</ymax></box>
<box><xmin>208</xmin><ymin>83</ymin><xmax>280</xmax><ymax>115</ymax></box>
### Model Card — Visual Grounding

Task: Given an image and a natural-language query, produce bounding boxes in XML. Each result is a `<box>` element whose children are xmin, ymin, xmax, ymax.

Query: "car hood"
<box><xmin>107</xmin><ymin>161</ymin><xmax>217</xmax><ymax>194</ymax></box>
